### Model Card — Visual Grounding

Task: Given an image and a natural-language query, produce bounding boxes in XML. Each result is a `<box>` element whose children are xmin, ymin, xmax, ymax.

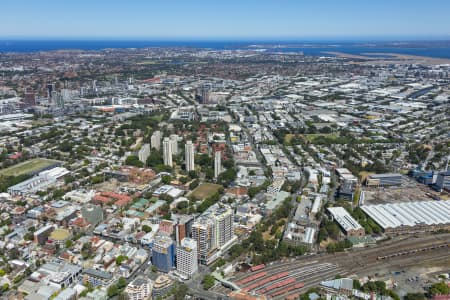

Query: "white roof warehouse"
<box><xmin>361</xmin><ymin>201</ymin><xmax>450</xmax><ymax>234</ymax></box>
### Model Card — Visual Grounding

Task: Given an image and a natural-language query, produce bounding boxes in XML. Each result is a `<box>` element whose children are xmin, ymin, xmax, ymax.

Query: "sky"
<box><xmin>1</xmin><ymin>0</ymin><xmax>449</xmax><ymax>40</ymax></box>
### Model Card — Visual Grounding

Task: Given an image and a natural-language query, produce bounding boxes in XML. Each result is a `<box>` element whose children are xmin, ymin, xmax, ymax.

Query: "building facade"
<box><xmin>214</xmin><ymin>151</ymin><xmax>221</xmax><ymax>179</ymax></box>
<box><xmin>152</xmin><ymin>235</ymin><xmax>175</xmax><ymax>272</ymax></box>
<box><xmin>185</xmin><ymin>140</ymin><xmax>195</xmax><ymax>171</ymax></box>
<box><xmin>150</xmin><ymin>131</ymin><xmax>161</xmax><ymax>150</ymax></box>
<box><xmin>125</xmin><ymin>276</ymin><xmax>152</xmax><ymax>300</ymax></box>
<box><xmin>176</xmin><ymin>238</ymin><xmax>198</xmax><ymax>278</ymax></box>
<box><xmin>162</xmin><ymin>137</ymin><xmax>173</xmax><ymax>167</ymax></box>
<box><xmin>191</xmin><ymin>217</ymin><xmax>216</xmax><ymax>265</ymax></box>
<box><xmin>138</xmin><ymin>143</ymin><xmax>151</xmax><ymax>165</ymax></box>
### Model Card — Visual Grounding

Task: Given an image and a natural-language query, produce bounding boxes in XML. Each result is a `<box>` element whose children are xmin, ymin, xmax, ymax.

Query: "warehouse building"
<box><xmin>366</xmin><ymin>173</ymin><xmax>403</xmax><ymax>187</ymax></box>
<box><xmin>327</xmin><ymin>207</ymin><xmax>365</xmax><ymax>237</ymax></box>
<box><xmin>361</xmin><ymin>201</ymin><xmax>450</xmax><ymax>234</ymax></box>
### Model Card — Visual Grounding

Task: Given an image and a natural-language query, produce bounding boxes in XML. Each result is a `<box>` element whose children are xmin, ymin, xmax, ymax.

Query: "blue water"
<box><xmin>1</xmin><ymin>40</ymin><xmax>450</xmax><ymax>59</ymax></box>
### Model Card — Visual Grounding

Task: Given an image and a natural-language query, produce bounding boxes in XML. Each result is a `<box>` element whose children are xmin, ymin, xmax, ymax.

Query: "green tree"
<box><xmin>125</xmin><ymin>155</ymin><xmax>144</xmax><ymax>167</ymax></box>
<box><xmin>116</xmin><ymin>255</ymin><xmax>128</xmax><ymax>266</ymax></box>
<box><xmin>189</xmin><ymin>179</ymin><xmax>200</xmax><ymax>190</ymax></box>
<box><xmin>202</xmin><ymin>274</ymin><xmax>215</xmax><ymax>290</ymax></box>
<box><xmin>174</xmin><ymin>283</ymin><xmax>188</xmax><ymax>300</ymax></box>
<box><xmin>405</xmin><ymin>293</ymin><xmax>426</xmax><ymax>300</ymax></box>
<box><xmin>65</xmin><ymin>240</ymin><xmax>73</xmax><ymax>248</ymax></box>
<box><xmin>147</xmin><ymin>150</ymin><xmax>164</xmax><ymax>167</ymax></box>
<box><xmin>141</xmin><ymin>225</ymin><xmax>152</xmax><ymax>233</ymax></box>
<box><xmin>117</xmin><ymin>277</ymin><xmax>127</xmax><ymax>289</ymax></box>
<box><xmin>161</xmin><ymin>175</ymin><xmax>172</xmax><ymax>184</ymax></box>
<box><xmin>430</xmin><ymin>281</ymin><xmax>450</xmax><ymax>296</ymax></box>
<box><xmin>107</xmin><ymin>285</ymin><xmax>119</xmax><ymax>297</ymax></box>
<box><xmin>81</xmin><ymin>242</ymin><xmax>92</xmax><ymax>259</ymax></box>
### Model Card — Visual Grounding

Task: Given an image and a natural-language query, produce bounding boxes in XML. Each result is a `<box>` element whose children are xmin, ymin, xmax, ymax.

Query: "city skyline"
<box><xmin>1</xmin><ymin>0</ymin><xmax>450</xmax><ymax>40</ymax></box>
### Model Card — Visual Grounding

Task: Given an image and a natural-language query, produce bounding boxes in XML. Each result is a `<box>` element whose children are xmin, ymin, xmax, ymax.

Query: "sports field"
<box><xmin>0</xmin><ymin>158</ymin><xmax>60</xmax><ymax>177</ymax></box>
<box><xmin>190</xmin><ymin>183</ymin><xmax>222</xmax><ymax>200</ymax></box>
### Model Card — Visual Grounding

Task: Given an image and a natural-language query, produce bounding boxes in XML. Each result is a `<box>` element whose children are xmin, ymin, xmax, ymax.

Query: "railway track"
<box><xmin>228</xmin><ymin>234</ymin><xmax>450</xmax><ymax>299</ymax></box>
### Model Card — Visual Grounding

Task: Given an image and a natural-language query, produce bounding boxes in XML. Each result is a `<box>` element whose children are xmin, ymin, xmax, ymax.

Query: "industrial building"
<box><xmin>327</xmin><ymin>207</ymin><xmax>365</xmax><ymax>237</ymax></box>
<box><xmin>361</xmin><ymin>201</ymin><xmax>450</xmax><ymax>234</ymax></box>
<box><xmin>366</xmin><ymin>173</ymin><xmax>403</xmax><ymax>187</ymax></box>
<box><xmin>7</xmin><ymin>167</ymin><xmax>69</xmax><ymax>195</ymax></box>
<box><xmin>283</xmin><ymin>223</ymin><xmax>316</xmax><ymax>249</ymax></box>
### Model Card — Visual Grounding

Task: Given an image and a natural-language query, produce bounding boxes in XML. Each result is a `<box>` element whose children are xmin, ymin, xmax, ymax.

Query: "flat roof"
<box><xmin>368</xmin><ymin>173</ymin><xmax>402</xmax><ymax>179</ymax></box>
<box><xmin>327</xmin><ymin>207</ymin><xmax>363</xmax><ymax>232</ymax></box>
<box><xmin>361</xmin><ymin>201</ymin><xmax>450</xmax><ymax>229</ymax></box>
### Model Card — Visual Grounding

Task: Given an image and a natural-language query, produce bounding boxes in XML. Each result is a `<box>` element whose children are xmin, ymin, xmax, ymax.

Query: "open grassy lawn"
<box><xmin>190</xmin><ymin>183</ymin><xmax>222</xmax><ymax>200</ymax></box>
<box><xmin>358</xmin><ymin>171</ymin><xmax>374</xmax><ymax>182</ymax></box>
<box><xmin>0</xmin><ymin>158</ymin><xmax>60</xmax><ymax>177</ymax></box>
<box><xmin>284</xmin><ymin>134</ymin><xmax>296</xmax><ymax>144</ymax></box>
<box><xmin>285</xmin><ymin>133</ymin><xmax>340</xmax><ymax>144</ymax></box>
<box><xmin>303</xmin><ymin>133</ymin><xmax>340</xmax><ymax>142</ymax></box>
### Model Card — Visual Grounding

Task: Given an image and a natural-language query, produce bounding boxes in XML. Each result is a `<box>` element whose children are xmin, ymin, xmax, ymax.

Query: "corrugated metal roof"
<box><xmin>361</xmin><ymin>201</ymin><xmax>450</xmax><ymax>229</ymax></box>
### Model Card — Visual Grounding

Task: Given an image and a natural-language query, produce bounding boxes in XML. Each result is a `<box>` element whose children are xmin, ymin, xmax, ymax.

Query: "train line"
<box><xmin>227</xmin><ymin>233</ymin><xmax>450</xmax><ymax>299</ymax></box>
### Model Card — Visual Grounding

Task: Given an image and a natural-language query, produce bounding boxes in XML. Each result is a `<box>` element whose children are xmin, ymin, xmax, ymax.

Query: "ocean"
<box><xmin>1</xmin><ymin>40</ymin><xmax>450</xmax><ymax>59</ymax></box>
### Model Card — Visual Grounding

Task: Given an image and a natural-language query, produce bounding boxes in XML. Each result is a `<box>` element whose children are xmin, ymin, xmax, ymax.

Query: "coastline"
<box><xmin>323</xmin><ymin>51</ymin><xmax>450</xmax><ymax>65</ymax></box>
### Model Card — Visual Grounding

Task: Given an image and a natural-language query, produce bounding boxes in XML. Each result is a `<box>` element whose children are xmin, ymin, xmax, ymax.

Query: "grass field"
<box><xmin>190</xmin><ymin>183</ymin><xmax>222</xmax><ymax>200</ymax></box>
<box><xmin>303</xmin><ymin>133</ymin><xmax>340</xmax><ymax>142</ymax></box>
<box><xmin>285</xmin><ymin>133</ymin><xmax>340</xmax><ymax>144</ymax></box>
<box><xmin>358</xmin><ymin>171</ymin><xmax>374</xmax><ymax>181</ymax></box>
<box><xmin>0</xmin><ymin>158</ymin><xmax>60</xmax><ymax>177</ymax></box>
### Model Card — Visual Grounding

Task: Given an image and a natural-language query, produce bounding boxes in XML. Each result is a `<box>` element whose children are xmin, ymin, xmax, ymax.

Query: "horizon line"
<box><xmin>1</xmin><ymin>35</ymin><xmax>450</xmax><ymax>42</ymax></box>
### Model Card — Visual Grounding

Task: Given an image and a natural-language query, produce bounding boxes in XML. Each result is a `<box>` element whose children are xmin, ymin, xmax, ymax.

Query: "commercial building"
<box><xmin>191</xmin><ymin>206</ymin><xmax>234</xmax><ymax>265</ymax></box>
<box><xmin>34</xmin><ymin>225</ymin><xmax>55</xmax><ymax>245</ymax></box>
<box><xmin>176</xmin><ymin>238</ymin><xmax>198</xmax><ymax>278</ymax></box>
<box><xmin>327</xmin><ymin>207</ymin><xmax>365</xmax><ymax>237</ymax></box>
<box><xmin>214</xmin><ymin>151</ymin><xmax>222</xmax><ymax>179</ymax></box>
<box><xmin>23</xmin><ymin>87</ymin><xmax>36</xmax><ymax>107</ymax></box>
<box><xmin>185</xmin><ymin>140</ymin><xmax>195</xmax><ymax>171</ymax></box>
<box><xmin>335</xmin><ymin>168</ymin><xmax>358</xmax><ymax>186</ymax></box>
<box><xmin>125</xmin><ymin>276</ymin><xmax>152</xmax><ymax>300</ymax></box>
<box><xmin>366</xmin><ymin>173</ymin><xmax>403</xmax><ymax>187</ymax></box>
<box><xmin>32</xmin><ymin>260</ymin><xmax>82</xmax><ymax>289</ymax></box>
<box><xmin>283</xmin><ymin>223</ymin><xmax>316</xmax><ymax>249</ymax></box>
<box><xmin>212</xmin><ymin>206</ymin><xmax>233</xmax><ymax>247</ymax></box>
<box><xmin>54</xmin><ymin>288</ymin><xmax>77</xmax><ymax>300</ymax></box>
<box><xmin>162</xmin><ymin>137</ymin><xmax>173</xmax><ymax>167</ymax></box>
<box><xmin>82</xmin><ymin>269</ymin><xmax>114</xmax><ymax>288</ymax></box>
<box><xmin>152</xmin><ymin>235</ymin><xmax>175</xmax><ymax>272</ymax></box>
<box><xmin>150</xmin><ymin>131</ymin><xmax>161</xmax><ymax>150</ymax></box>
<box><xmin>152</xmin><ymin>275</ymin><xmax>173</xmax><ymax>299</ymax></box>
<box><xmin>138</xmin><ymin>143</ymin><xmax>151</xmax><ymax>165</ymax></box>
<box><xmin>361</xmin><ymin>201</ymin><xmax>450</xmax><ymax>234</ymax></box>
<box><xmin>191</xmin><ymin>216</ymin><xmax>216</xmax><ymax>265</ymax></box>
<box><xmin>175</xmin><ymin>215</ymin><xmax>194</xmax><ymax>245</ymax></box>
